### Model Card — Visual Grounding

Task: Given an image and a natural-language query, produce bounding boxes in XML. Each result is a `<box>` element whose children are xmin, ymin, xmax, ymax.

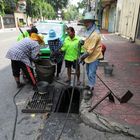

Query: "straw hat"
<box><xmin>30</xmin><ymin>33</ymin><xmax>44</xmax><ymax>45</ymax></box>
<box><xmin>79</xmin><ymin>12</ymin><xmax>97</xmax><ymax>23</ymax></box>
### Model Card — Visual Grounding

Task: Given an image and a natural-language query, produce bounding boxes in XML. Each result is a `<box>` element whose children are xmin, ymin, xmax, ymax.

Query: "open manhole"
<box><xmin>54</xmin><ymin>86</ymin><xmax>81</xmax><ymax>114</ymax></box>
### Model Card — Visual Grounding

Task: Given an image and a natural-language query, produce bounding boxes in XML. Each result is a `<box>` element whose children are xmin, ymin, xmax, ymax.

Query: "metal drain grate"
<box><xmin>22</xmin><ymin>86</ymin><xmax>55</xmax><ymax>113</ymax></box>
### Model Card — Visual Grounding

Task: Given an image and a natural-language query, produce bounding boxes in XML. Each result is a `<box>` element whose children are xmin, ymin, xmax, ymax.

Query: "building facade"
<box><xmin>117</xmin><ymin>0</ymin><xmax>140</xmax><ymax>43</ymax></box>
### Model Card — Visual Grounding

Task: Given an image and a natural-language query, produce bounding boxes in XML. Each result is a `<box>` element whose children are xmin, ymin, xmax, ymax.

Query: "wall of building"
<box><xmin>102</xmin><ymin>6</ymin><xmax>109</xmax><ymax>30</ymax></box>
<box><xmin>0</xmin><ymin>16</ymin><xmax>4</xmax><ymax>29</ymax></box>
<box><xmin>115</xmin><ymin>0</ymin><xmax>123</xmax><ymax>32</ymax></box>
<box><xmin>3</xmin><ymin>14</ymin><xmax>15</xmax><ymax>28</ymax></box>
<box><xmin>108</xmin><ymin>3</ymin><xmax>116</xmax><ymax>32</ymax></box>
<box><xmin>14</xmin><ymin>12</ymin><xmax>27</xmax><ymax>28</ymax></box>
<box><xmin>118</xmin><ymin>0</ymin><xmax>140</xmax><ymax>40</ymax></box>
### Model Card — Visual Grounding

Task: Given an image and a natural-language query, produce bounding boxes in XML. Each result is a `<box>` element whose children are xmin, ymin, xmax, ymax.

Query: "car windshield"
<box><xmin>36</xmin><ymin>23</ymin><xmax>63</xmax><ymax>36</ymax></box>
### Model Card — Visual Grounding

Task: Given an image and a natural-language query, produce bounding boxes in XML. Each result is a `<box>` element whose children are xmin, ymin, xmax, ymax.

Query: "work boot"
<box><xmin>83</xmin><ymin>86</ymin><xmax>94</xmax><ymax>100</ymax></box>
<box><xmin>55</xmin><ymin>73</ymin><xmax>60</xmax><ymax>80</ymax></box>
<box><xmin>65</xmin><ymin>79</ymin><xmax>71</xmax><ymax>85</ymax></box>
<box><xmin>85</xmin><ymin>85</ymin><xmax>94</xmax><ymax>91</ymax></box>
<box><xmin>33</xmin><ymin>86</ymin><xmax>38</xmax><ymax>92</ymax></box>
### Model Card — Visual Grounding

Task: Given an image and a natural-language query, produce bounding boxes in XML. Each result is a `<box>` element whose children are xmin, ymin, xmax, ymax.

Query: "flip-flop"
<box><xmin>65</xmin><ymin>79</ymin><xmax>71</xmax><ymax>83</ymax></box>
<box><xmin>77</xmin><ymin>81</ymin><xmax>81</xmax><ymax>86</ymax></box>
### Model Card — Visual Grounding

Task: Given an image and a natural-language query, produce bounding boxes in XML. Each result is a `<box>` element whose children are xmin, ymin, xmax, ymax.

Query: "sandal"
<box><xmin>65</xmin><ymin>79</ymin><xmax>71</xmax><ymax>83</ymax></box>
<box><xmin>17</xmin><ymin>83</ymin><xmax>25</xmax><ymax>88</ymax></box>
<box><xmin>77</xmin><ymin>81</ymin><xmax>81</xmax><ymax>86</ymax></box>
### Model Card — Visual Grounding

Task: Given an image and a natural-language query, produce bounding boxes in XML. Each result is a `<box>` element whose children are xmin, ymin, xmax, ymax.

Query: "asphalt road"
<box><xmin>0</xmin><ymin>30</ymin><xmax>43</xmax><ymax>140</ymax></box>
<box><xmin>0</xmin><ymin>29</ymin><xmax>138</xmax><ymax>140</ymax></box>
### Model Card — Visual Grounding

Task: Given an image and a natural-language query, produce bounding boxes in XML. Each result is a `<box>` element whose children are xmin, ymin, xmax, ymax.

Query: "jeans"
<box><xmin>86</xmin><ymin>60</ymin><xmax>99</xmax><ymax>88</ymax></box>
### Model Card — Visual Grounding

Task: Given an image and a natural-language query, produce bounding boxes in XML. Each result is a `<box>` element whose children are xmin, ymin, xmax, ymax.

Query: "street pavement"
<box><xmin>80</xmin><ymin>31</ymin><xmax>140</xmax><ymax>139</ymax></box>
<box><xmin>0</xmin><ymin>27</ymin><xmax>140</xmax><ymax>140</ymax></box>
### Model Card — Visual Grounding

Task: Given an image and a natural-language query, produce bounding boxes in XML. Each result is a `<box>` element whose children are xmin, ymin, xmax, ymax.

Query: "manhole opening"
<box><xmin>55</xmin><ymin>87</ymin><xmax>80</xmax><ymax>114</ymax></box>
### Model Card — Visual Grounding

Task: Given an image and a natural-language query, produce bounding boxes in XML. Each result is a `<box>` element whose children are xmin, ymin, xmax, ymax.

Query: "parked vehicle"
<box><xmin>35</xmin><ymin>21</ymin><xmax>67</xmax><ymax>58</ymax></box>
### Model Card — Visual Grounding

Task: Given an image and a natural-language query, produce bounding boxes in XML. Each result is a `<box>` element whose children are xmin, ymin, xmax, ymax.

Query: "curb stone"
<box><xmin>80</xmin><ymin>99</ymin><xmax>140</xmax><ymax>139</ymax></box>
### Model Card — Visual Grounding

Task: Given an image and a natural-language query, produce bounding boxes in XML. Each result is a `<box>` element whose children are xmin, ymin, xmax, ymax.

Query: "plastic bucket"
<box><xmin>35</xmin><ymin>59</ymin><xmax>56</xmax><ymax>83</ymax></box>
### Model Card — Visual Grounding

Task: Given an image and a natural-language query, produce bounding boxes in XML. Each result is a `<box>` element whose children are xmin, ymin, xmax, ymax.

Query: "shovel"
<box><xmin>96</xmin><ymin>74</ymin><xmax>133</xmax><ymax>103</ymax></box>
<box><xmin>88</xmin><ymin>91</ymin><xmax>114</xmax><ymax>112</ymax></box>
<box><xmin>88</xmin><ymin>75</ymin><xmax>133</xmax><ymax>112</ymax></box>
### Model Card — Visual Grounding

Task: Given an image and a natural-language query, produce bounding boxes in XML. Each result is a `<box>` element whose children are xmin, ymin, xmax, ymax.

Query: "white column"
<box><xmin>0</xmin><ymin>15</ymin><xmax>4</xmax><ymax>29</ymax></box>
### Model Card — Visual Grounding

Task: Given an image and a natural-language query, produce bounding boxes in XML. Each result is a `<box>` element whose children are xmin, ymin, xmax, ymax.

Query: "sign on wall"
<box><xmin>16</xmin><ymin>0</ymin><xmax>26</xmax><ymax>13</ymax></box>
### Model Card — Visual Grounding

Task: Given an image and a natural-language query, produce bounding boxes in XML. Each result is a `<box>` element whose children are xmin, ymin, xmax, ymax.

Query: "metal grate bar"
<box><xmin>22</xmin><ymin>86</ymin><xmax>55</xmax><ymax>113</ymax></box>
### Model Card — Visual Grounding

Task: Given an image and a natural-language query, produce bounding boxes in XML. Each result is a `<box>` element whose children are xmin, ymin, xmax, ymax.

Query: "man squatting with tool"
<box><xmin>16</xmin><ymin>26</ymin><xmax>39</xmax><ymax>82</ymax></box>
<box><xmin>79</xmin><ymin>12</ymin><xmax>103</xmax><ymax>96</ymax></box>
<box><xmin>6</xmin><ymin>33</ymin><xmax>44</xmax><ymax>88</ymax></box>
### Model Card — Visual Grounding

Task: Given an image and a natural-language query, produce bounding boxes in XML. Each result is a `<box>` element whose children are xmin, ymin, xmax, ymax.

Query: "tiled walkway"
<box><xmin>89</xmin><ymin>33</ymin><xmax>140</xmax><ymax>134</ymax></box>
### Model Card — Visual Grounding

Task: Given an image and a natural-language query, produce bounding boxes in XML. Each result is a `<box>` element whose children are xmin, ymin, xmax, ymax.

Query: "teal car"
<box><xmin>35</xmin><ymin>21</ymin><xmax>67</xmax><ymax>58</ymax></box>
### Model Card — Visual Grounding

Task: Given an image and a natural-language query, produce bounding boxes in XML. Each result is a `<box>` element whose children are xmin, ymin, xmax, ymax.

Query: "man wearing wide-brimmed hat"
<box><xmin>79</xmin><ymin>12</ymin><xmax>103</xmax><ymax>97</ymax></box>
<box><xmin>6</xmin><ymin>33</ymin><xmax>44</xmax><ymax>88</ymax></box>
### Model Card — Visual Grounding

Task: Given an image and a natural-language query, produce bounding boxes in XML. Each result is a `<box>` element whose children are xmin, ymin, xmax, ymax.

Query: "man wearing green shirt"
<box><xmin>61</xmin><ymin>27</ymin><xmax>81</xmax><ymax>85</ymax></box>
<box><xmin>17</xmin><ymin>26</ymin><xmax>38</xmax><ymax>41</ymax></box>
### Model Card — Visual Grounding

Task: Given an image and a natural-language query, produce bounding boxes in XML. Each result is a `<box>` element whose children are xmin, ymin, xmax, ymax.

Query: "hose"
<box><xmin>56</xmin><ymin>66</ymin><xmax>77</xmax><ymax>140</ymax></box>
<box><xmin>56</xmin><ymin>40</ymin><xmax>82</xmax><ymax>140</ymax></box>
<box><xmin>12</xmin><ymin>86</ymin><xmax>24</xmax><ymax>140</ymax></box>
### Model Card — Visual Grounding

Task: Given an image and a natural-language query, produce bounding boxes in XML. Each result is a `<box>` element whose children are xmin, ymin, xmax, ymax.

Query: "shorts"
<box><xmin>65</xmin><ymin>60</ymin><xmax>79</xmax><ymax>69</ymax></box>
<box><xmin>11</xmin><ymin>60</ymin><xmax>26</xmax><ymax>77</ymax></box>
<box><xmin>11</xmin><ymin>60</ymin><xmax>35</xmax><ymax>85</ymax></box>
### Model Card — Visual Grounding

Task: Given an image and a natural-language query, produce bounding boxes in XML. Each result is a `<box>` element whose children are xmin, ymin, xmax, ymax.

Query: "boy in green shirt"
<box><xmin>61</xmin><ymin>27</ymin><xmax>81</xmax><ymax>85</ymax></box>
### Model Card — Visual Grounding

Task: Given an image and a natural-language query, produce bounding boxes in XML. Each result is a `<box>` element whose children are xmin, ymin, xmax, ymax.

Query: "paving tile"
<box><xmin>90</xmin><ymin>33</ymin><xmax>140</xmax><ymax>130</ymax></box>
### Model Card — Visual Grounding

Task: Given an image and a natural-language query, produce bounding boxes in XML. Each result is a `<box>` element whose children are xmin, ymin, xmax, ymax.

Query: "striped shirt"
<box><xmin>6</xmin><ymin>38</ymin><xmax>40</xmax><ymax>67</ymax></box>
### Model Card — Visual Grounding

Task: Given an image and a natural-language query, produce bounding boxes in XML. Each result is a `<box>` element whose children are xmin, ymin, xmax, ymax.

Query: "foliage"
<box><xmin>46</xmin><ymin>0</ymin><xmax>69</xmax><ymax>14</ymax></box>
<box><xmin>77</xmin><ymin>0</ymin><xmax>87</xmax><ymax>10</ymax></box>
<box><xmin>0</xmin><ymin>0</ymin><xmax>18</xmax><ymax>15</ymax></box>
<box><xmin>0</xmin><ymin>0</ymin><xmax>5</xmax><ymax>16</ymax></box>
<box><xmin>42</xmin><ymin>3</ymin><xmax>56</xmax><ymax>19</ymax></box>
<box><xmin>63</xmin><ymin>5</ymin><xmax>81</xmax><ymax>21</ymax></box>
<box><xmin>26</xmin><ymin>0</ymin><xmax>56</xmax><ymax>19</ymax></box>
<box><xmin>0</xmin><ymin>0</ymin><xmax>81</xmax><ymax>20</ymax></box>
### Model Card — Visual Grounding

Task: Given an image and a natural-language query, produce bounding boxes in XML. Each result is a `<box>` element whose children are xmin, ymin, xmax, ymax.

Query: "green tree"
<box><xmin>42</xmin><ymin>3</ymin><xmax>56</xmax><ymax>19</ymax></box>
<box><xmin>0</xmin><ymin>0</ymin><xmax>5</xmax><ymax>16</ymax></box>
<box><xmin>0</xmin><ymin>0</ymin><xmax>18</xmax><ymax>15</ymax></box>
<box><xmin>63</xmin><ymin>5</ymin><xmax>81</xmax><ymax>21</ymax></box>
<box><xmin>46</xmin><ymin>0</ymin><xmax>69</xmax><ymax>15</ymax></box>
<box><xmin>26</xmin><ymin>0</ymin><xmax>55</xmax><ymax>19</ymax></box>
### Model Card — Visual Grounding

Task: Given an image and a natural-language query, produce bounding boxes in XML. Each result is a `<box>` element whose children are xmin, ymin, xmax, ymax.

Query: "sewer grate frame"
<box><xmin>22</xmin><ymin>86</ymin><xmax>55</xmax><ymax>113</ymax></box>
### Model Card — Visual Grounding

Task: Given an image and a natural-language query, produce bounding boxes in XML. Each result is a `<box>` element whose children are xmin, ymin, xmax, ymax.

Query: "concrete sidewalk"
<box><xmin>80</xmin><ymin>33</ymin><xmax>140</xmax><ymax>139</ymax></box>
<box><xmin>0</xmin><ymin>28</ymin><xmax>17</xmax><ymax>33</ymax></box>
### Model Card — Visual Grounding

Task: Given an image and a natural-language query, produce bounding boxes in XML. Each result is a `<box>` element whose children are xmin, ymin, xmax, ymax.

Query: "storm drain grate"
<box><xmin>22</xmin><ymin>86</ymin><xmax>55</xmax><ymax>113</ymax></box>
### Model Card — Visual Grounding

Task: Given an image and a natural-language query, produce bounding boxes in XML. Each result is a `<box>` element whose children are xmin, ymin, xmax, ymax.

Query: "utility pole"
<box><xmin>87</xmin><ymin>0</ymin><xmax>91</xmax><ymax>12</ymax></box>
<box><xmin>98</xmin><ymin>0</ymin><xmax>102</xmax><ymax>29</ymax></box>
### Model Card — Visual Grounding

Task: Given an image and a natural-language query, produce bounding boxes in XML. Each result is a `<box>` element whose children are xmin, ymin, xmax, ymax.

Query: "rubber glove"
<box><xmin>79</xmin><ymin>52</ymin><xmax>89</xmax><ymax>63</ymax></box>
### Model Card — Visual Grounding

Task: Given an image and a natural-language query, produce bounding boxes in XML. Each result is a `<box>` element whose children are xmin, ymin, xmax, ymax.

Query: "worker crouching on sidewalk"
<box><xmin>79</xmin><ymin>12</ymin><xmax>103</xmax><ymax>95</ymax></box>
<box><xmin>6</xmin><ymin>33</ymin><xmax>44</xmax><ymax>88</ymax></box>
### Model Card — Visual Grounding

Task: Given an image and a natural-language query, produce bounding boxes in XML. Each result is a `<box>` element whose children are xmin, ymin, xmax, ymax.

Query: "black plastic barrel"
<box><xmin>35</xmin><ymin>59</ymin><xmax>56</xmax><ymax>83</ymax></box>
